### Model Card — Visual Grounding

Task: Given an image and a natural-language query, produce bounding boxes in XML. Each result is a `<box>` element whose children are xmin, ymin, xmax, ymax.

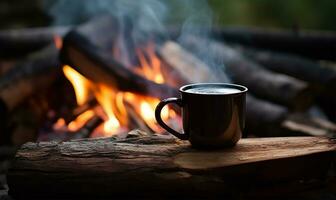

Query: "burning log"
<box><xmin>217</xmin><ymin>26</ymin><xmax>336</xmax><ymax>61</ymax></box>
<box><xmin>61</xmin><ymin>31</ymin><xmax>178</xmax><ymax>99</ymax></box>
<box><xmin>69</xmin><ymin>115</ymin><xmax>104</xmax><ymax>140</ymax></box>
<box><xmin>124</xmin><ymin>102</ymin><xmax>154</xmax><ymax>133</ymax></box>
<box><xmin>0</xmin><ymin>44</ymin><xmax>61</xmax><ymax>112</ymax></box>
<box><xmin>179</xmin><ymin>37</ymin><xmax>313</xmax><ymax>110</ymax></box>
<box><xmin>64</xmin><ymin>98</ymin><xmax>97</xmax><ymax>124</ymax></box>
<box><xmin>0</xmin><ymin>26</ymin><xmax>70</xmax><ymax>58</ymax></box>
<box><xmin>7</xmin><ymin>135</ymin><xmax>336</xmax><ymax>198</ymax></box>
<box><xmin>239</xmin><ymin>47</ymin><xmax>336</xmax><ymax>90</ymax></box>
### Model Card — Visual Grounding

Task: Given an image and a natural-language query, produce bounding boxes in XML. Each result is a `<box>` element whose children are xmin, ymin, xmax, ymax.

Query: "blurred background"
<box><xmin>1</xmin><ymin>0</ymin><xmax>336</xmax><ymax>30</ymax></box>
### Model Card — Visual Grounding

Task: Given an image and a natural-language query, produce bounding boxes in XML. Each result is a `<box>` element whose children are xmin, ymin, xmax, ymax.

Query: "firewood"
<box><xmin>68</xmin><ymin>115</ymin><xmax>104</xmax><ymax>140</ymax></box>
<box><xmin>282</xmin><ymin>113</ymin><xmax>336</xmax><ymax>137</ymax></box>
<box><xmin>239</xmin><ymin>46</ymin><xmax>336</xmax><ymax>90</ymax></box>
<box><xmin>180</xmin><ymin>36</ymin><xmax>313</xmax><ymax>110</ymax></box>
<box><xmin>7</xmin><ymin>135</ymin><xmax>336</xmax><ymax>198</ymax></box>
<box><xmin>0</xmin><ymin>44</ymin><xmax>61</xmax><ymax>112</ymax></box>
<box><xmin>217</xmin><ymin>26</ymin><xmax>336</xmax><ymax>61</ymax></box>
<box><xmin>157</xmin><ymin>41</ymin><xmax>289</xmax><ymax>136</ymax></box>
<box><xmin>158</xmin><ymin>41</ymin><xmax>221</xmax><ymax>83</ymax></box>
<box><xmin>0</xmin><ymin>26</ymin><xmax>70</xmax><ymax>58</ymax></box>
<box><xmin>0</xmin><ymin>15</ymin><xmax>118</xmax><ymax>59</ymax></box>
<box><xmin>124</xmin><ymin>102</ymin><xmax>154</xmax><ymax>133</ymax></box>
<box><xmin>246</xmin><ymin>95</ymin><xmax>288</xmax><ymax>136</ymax></box>
<box><xmin>64</xmin><ymin>98</ymin><xmax>97</xmax><ymax>124</ymax></box>
<box><xmin>67</xmin><ymin>15</ymin><xmax>120</xmax><ymax>51</ymax></box>
<box><xmin>61</xmin><ymin>31</ymin><xmax>178</xmax><ymax>100</ymax></box>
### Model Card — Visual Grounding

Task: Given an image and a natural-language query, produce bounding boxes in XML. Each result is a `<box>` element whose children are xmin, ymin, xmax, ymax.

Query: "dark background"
<box><xmin>1</xmin><ymin>0</ymin><xmax>336</xmax><ymax>30</ymax></box>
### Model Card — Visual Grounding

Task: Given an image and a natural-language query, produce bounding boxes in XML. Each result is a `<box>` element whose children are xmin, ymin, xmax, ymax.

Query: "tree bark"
<box><xmin>7</xmin><ymin>135</ymin><xmax>336</xmax><ymax>199</ymax></box>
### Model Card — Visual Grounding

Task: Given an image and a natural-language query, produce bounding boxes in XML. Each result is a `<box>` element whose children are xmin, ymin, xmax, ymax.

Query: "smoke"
<box><xmin>44</xmin><ymin>0</ymin><xmax>229</xmax><ymax>82</ymax></box>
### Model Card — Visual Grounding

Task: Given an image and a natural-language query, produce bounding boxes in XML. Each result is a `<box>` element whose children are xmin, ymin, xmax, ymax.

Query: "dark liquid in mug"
<box><xmin>185</xmin><ymin>87</ymin><xmax>241</xmax><ymax>94</ymax></box>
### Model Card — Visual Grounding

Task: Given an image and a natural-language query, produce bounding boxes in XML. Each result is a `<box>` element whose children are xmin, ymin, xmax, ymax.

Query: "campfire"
<box><xmin>51</xmin><ymin>41</ymin><xmax>177</xmax><ymax>138</ymax></box>
<box><xmin>0</xmin><ymin>13</ymin><xmax>336</xmax><ymax>144</ymax></box>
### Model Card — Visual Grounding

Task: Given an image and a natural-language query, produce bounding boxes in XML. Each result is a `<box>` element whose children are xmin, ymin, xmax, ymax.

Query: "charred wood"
<box><xmin>0</xmin><ymin>26</ymin><xmax>70</xmax><ymax>58</ymax></box>
<box><xmin>124</xmin><ymin>102</ymin><xmax>154</xmax><ymax>134</ymax></box>
<box><xmin>0</xmin><ymin>44</ymin><xmax>61</xmax><ymax>112</ymax></box>
<box><xmin>61</xmin><ymin>31</ymin><xmax>178</xmax><ymax>99</ymax></box>
<box><xmin>245</xmin><ymin>95</ymin><xmax>288</xmax><ymax>136</ymax></box>
<box><xmin>64</xmin><ymin>98</ymin><xmax>97</xmax><ymax>124</ymax></box>
<box><xmin>69</xmin><ymin>115</ymin><xmax>104</xmax><ymax>140</ymax></box>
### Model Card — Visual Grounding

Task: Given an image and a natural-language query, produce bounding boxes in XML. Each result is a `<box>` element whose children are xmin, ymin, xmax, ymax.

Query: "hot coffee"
<box><xmin>185</xmin><ymin>87</ymin><xmax>241</xmax><ymax>95</ymax></box>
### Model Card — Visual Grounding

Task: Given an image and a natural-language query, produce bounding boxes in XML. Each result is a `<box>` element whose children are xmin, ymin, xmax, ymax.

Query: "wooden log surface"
<box><xmin>179</xmin><ymin>36</ymin><xmax>313</xmax><ymax>111</ymax></box>
<box><xmin>7</xmin><ymin>135</ymin><xmax>336</xmax><ymax>198</ymax></box>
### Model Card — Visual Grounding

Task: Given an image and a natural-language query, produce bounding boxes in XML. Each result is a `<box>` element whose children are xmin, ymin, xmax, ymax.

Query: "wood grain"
<box><xmin>7</xmin><ymin>135</ymin><xmax>336</xmax><ymax>198</ymax></box>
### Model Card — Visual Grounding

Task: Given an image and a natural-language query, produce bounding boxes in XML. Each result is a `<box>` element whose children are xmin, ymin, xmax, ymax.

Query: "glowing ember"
<box><xmin>53</xmin><ymin>118</ymin><xmax>66</xmax><ymax>131</ymax></box>
<box><xmin>53</xmin><ymin>35</ymin><xmax>63</xmax><ymax>49</ymax></box>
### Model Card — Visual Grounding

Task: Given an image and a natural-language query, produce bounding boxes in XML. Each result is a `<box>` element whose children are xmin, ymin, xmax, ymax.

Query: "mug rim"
<box><xmin>180</xmin><ymin>83</ymin><xmax>248</xmax><ymax>95</ymax></box>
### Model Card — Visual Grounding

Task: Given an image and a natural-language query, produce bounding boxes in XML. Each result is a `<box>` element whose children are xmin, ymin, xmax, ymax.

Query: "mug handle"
<box><xmin>155</xmin><ymin>97</ymin><xmax>188</xmax><ymax>140</ymax></box>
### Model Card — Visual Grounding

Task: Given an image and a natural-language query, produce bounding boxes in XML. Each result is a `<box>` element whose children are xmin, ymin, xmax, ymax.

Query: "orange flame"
<box><xmin>68</xmin><ymin>110</ymin><xmax>95</xmax><ymax>132</ymax></box>
<box><xmin>94</xmin><ymin>84</ymin><xmax>125</xmax><ymax>136</ymax></box>
<box><xmin>123</xmin><ymin>92</ymin><xmax>170</xmax><ymax>133</ymax></box>
<box><xmin>63</xmin><ymin>65</ymin><xmax>91</xmax><ymax>106</ymax></box>
<box><xmin>135</xmin><ymin>43</ymin><xmax>164</xmax><ymax>84</ymax></box>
